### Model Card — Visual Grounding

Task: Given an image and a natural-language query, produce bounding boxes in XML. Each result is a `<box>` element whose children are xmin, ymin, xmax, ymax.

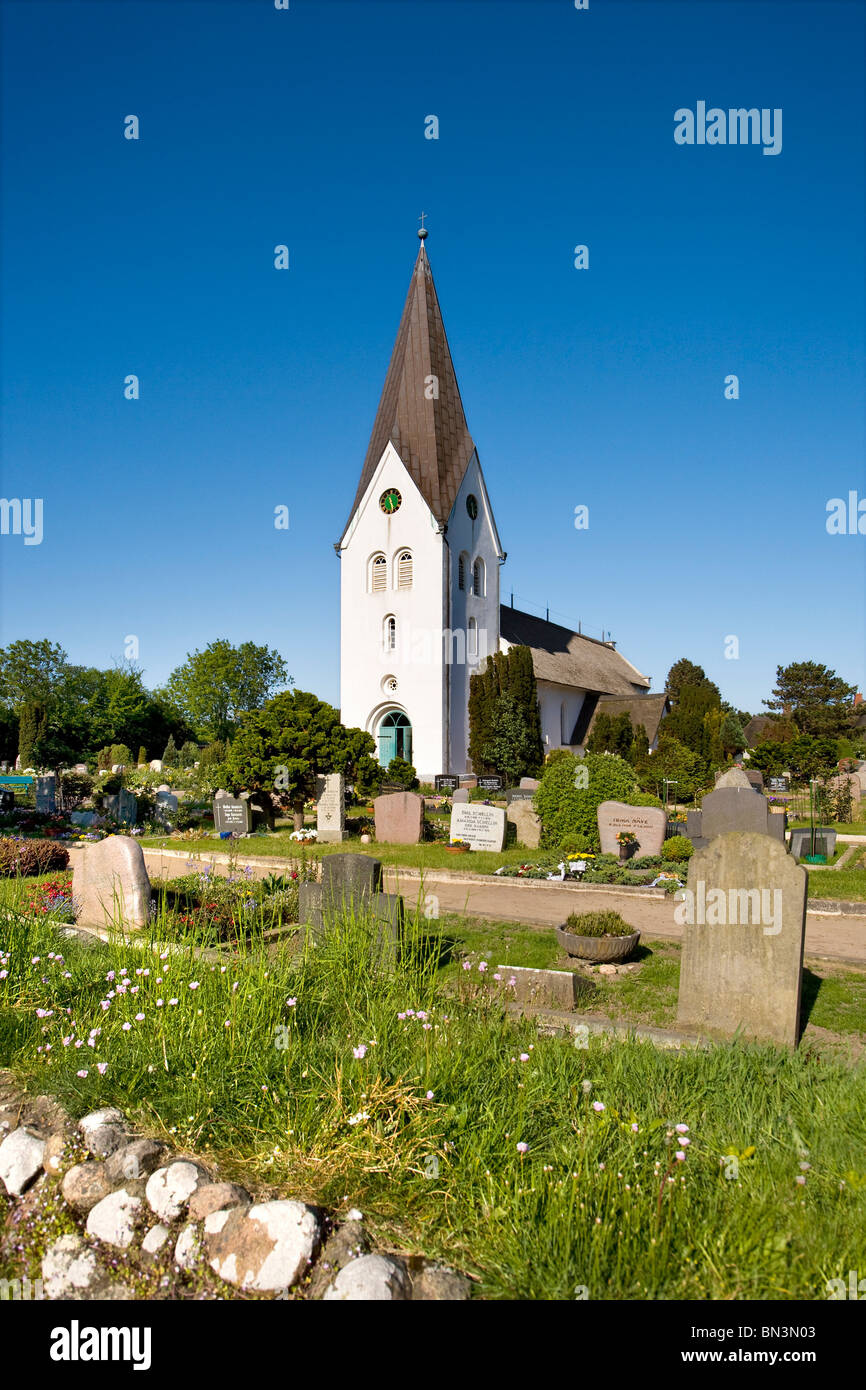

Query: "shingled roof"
<box><xmin>586</xmin><ymin>693</ymin><xmax>671</xmax><ymax>746</ymax></box>
<box><xmin>499</xmin><ymin>606</ymin><xmax>651</xmax><ymax>697</ymax></box>
<box><xmin>340</xmin><ymin>244</ymin><xmax>476</xmax><ymax>541</ymax></box>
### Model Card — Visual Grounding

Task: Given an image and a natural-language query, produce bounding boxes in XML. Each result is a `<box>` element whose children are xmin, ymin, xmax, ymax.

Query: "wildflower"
<box><xmin>519</xmin><ymin>1053</ymin><xmax>530</xmax><ymax>1062</ymax></box>
<box><xmin>631</xmin><ymin>1123</ymin><xmax>639</xmax><ymax>1132</ymax></box>
<box><xmin>422</xmin><ymin>1022</ymin><xmax>432</xmax><ymax>1031</ymax></box>
<box><xmin>156</xmin><ymin>999</ymin><xmax>164</xmax><ymax>1007</ymax></box>
<box><xmin>799</xmin><ymin>1161</ymin><xmax>810</xmax><ymax>1171</ymax></box>
<box><xmin>478</xmin><ymin>962</ymin><xmax>488</xmax><ymax>973</ymax></box>
<box><xmin>287</xmin><ymin>998</ymin><xmax>297</xmax><ymax>1008</ymax></box>
<box><xmin>353</xmin><ymin>1045</ymin><xmax>367</xmax><ymax>1060</ymax></box>
<box><xmin>461</xmin><ymin>962</ymin><xmax>471</xmax><ymax>971</ymax></box>
<box><xmin>76</xmin><ymin>1069</ymin><xmax>88</xmax><ymax>1078</ymax></box>
<box><xmin>96</xmin><ymin>1063</ymin><xmax>108</xmax><ymax>1075</ymax></box>
<box><xmin>592</xmin><ymin>1102</ymin><xmax>605</xmax><ymax>1113</ymax></box>
<box><xmin>675</xmin><ymin>1151</ymin><xmax>686</xmax><ymax>1162</ymax></box>
<box><xmin>679</xmin><ymin>1137</ymin><xmax>691</xmax><ymax>1147</ymax></box>
<box><xmin>795</xmin><ymin>1174</ymin><xmax>806</xmax><ymax>1186</ymax></box>
<box><xmin>493</xmin><ymin>973</ymin><xmax>502</xmax><ymax>981</ymax></box>
<box><xmin>516</xmin><ymin>1142</ymin><xmax>528</xmax><ymax>1154</ymax></box>
<box><xmin>426</xmin><ymin>1091</ymin><xmax>434</xmax><ymax>1100</ymax></box>
<box><xmin>122</xmin><ymin>1022</ymin><xmax>131</xmax><ymax>1032</ymax></box>
<box><xmin>169</xmin><ymin>999</ymin><xmax>178</xmax><ymax>1006</ymax></box>
<box><xmin>189</xmin><ymin>982</ymin><xmax>200</xmax><ymax>990</ymax></box>
<box><xmin>135</xmin><ymin>1013</ymin><xmax>145</xmax><ymax>1022</ymax></box>
<box><xmin>581</xmin><ymin>1080</ymin><xmax>592</xmax><ymax>1094</ymax></box>
<box><xmin>675</xmin><ymin>1124</ymin><xmax>689</xmax><ymax>1134</ymax></box>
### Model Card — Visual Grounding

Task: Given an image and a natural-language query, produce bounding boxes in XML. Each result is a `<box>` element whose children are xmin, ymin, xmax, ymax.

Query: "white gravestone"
<box><xmin>450</xmin><ymin>803</ymin><xmax>506</xmax><ymax>852</ymax></box>
<box><xmin>316</xmin><ymin>773</ymin><xmax>347</xmax><ymax>844</ymax></box>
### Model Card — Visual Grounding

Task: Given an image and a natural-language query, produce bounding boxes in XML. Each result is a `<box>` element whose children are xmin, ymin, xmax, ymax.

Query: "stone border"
<box><xmin>0</xmin><ymin>1076</ymin><xmax>470</xmax><ymax>1302</ymax></box>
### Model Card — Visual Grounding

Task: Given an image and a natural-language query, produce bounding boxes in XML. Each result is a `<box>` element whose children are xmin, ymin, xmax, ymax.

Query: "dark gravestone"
<box><xmin>213</xmin><ymin>797</ymin><xmax>252</xmax><ymax>835</ymax></box>
<box><xmin>477</xmin><ymin>776</ymin><xmax>503</xmax><ymax>791</ymax></box>
<box><xmin>789</xmin><ymin>827</ymin><xmax>837</xmax><ymax>859</ymax></box>
<box><xmin>768</xmin><ymin>776</ymin><xmax>790</xmax><ymax>793</ymax></box>
<box><xmin>105</xmin><ymin>788</ymin><xmax>137</xmax><ymax>825</ymax></box>
<box><xmin>321</xmin><ymin>853</ymin><xmax>382</xmax><ymax>902</ymax></box>
<box><xmin>435</xmin><ymin>775</ymin><xmax>459</xmax><ymax>792</ymax></box>
<box><xmin>241</xmin><ymin>791</ymin><xmax>275</xmax><ymax>831</ymax></box>
<box><xmin>36</xmin><ymin>775</ymin><xmax>57</xmax><ymax>813</ymax></box>
<box><xmin>505</xmin><ymin>787</ymin><xmax>535</xmax><ymax>804</ymax></box>
<box><xmin>0</xmin><ymin>790</ymin><xmax>13</xmax><ymax>812</ymax></box>
<box><xmin>700</xmin><ymin>788</ymin><xmax>775</xmax><ymax>840</ymax></box>
<box><xmin>302</xmin><ymin>855</ymin><xmax>401</xmax><ymax>963</ymax></box>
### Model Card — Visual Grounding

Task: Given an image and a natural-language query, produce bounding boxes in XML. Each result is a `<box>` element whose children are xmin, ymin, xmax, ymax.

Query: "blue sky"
<box><xmin>1</xmin><ymin>0</ymin><xmax>864</xmax><ymax>715</ymax></box>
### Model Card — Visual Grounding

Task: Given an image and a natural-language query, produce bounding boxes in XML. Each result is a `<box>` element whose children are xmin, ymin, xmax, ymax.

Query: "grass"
<box><xmin>806</xmin><ymin>868</ymin><xmax>866</xmax><ymax>901</ymax></box>
<box><xmin>2</xmin><ymin>877</ymin><xmax>866</xmax><ymax>1299</ymax></box>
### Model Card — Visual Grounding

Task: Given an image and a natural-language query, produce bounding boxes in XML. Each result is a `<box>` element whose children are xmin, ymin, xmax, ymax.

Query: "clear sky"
<box><xmin>1</xmin><ymin>0</ymin><xmax>864</xmax><ymax>715</ymax></box>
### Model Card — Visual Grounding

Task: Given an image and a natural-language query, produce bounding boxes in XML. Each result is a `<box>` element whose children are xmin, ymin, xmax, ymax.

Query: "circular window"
<box><xmin>382</xmin><ymin>675</ymin><xmax>399</xmax><ymax>694</ymax></box>
<box><xmin>466</xmin><ymin>494</ymin><xmax>478</xmax><ymax>519</ymax></box>
<box><xmin>380</xmin><ymin>488</ymin><xmax>402</xmax><ymax>515</ymax></box>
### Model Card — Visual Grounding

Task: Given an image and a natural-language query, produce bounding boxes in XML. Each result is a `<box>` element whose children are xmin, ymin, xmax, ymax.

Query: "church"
<box><xmin>336</xmin><ymin>228</ymin><xmax>663</xmax><ymax>782</ymax></box>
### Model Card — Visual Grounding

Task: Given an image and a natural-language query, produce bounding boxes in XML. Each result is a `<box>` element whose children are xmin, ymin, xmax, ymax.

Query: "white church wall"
<box><xmin>446</xmin><ymin>453</ymin><xmax>502</xmax><ymax>773</ymax></box>
<box><xmin>536</xmin><ymin>682</ymin><xmax>588</xmax><ymax>755</ymax></box>
<box><xmin>339</xmin><ymin>443</ymin><xmax>447</xmax><ymax>780</ymax></box>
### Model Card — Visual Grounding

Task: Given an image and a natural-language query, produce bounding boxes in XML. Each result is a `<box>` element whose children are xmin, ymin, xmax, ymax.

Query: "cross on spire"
<box><xmin>418</xmin><ymin>211</ymin><xmax>428</xmax><ymax>240</ymax></box>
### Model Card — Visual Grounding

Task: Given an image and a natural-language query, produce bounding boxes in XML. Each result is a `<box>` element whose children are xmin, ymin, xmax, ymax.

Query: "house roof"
<box><xmin>339</xmin><ymin>242</ymin><xmax>476</xmax><ymax>541</ymax></box>
<box><xmin>586</xmin><ymin>693</ymin><xmax>671</xmax><ymax>745</ymax></box>
<box><xmin>499</xmin><ymin>606</ymin><xmax>651</xmax><ymax>697</ymax></box>
<box><xmin>743</xmin><ymin>715</ymin><xmax>774</xmax><ymax>747</ymax></box>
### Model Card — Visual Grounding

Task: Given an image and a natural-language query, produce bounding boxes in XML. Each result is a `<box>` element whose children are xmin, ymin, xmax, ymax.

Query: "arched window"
<box><xmin>472</xmin><ymin>558</ymin><xmax>485</xmax><ymax>597</ymax></box>
<box><xmin>458</xmin><ymin>555</ymin><xmax>466</xmax><ymax>590</ymax></box>
<box><xmin>397</xmin><ymin>550</ymin><xmax>413</xmax><ymax>590</ymax></box>
<box><xmin>370</xmin><ymin>554</ymin><xmax>387</xmax><ymax>592</ymax></box>
<box><xmin>383</xmin><ymin>615</ymin><xmax>397</xmax><ymax>652</ymax></box>
<box><xmin>468</xmin><ymin>617</ymin><xmax>478</xmax><ymax>656</ymax></box>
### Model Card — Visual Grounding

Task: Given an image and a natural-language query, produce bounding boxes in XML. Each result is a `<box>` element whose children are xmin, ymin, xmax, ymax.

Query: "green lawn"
<box><xmin>3</xmin><ymin>880</ymin><xmax>866</xmax><ymax>1298</ymax></box>
<box><xmin>806</xmin><ymin>867</ymin><xmax>866</xmax><ymax>901</ymax></box>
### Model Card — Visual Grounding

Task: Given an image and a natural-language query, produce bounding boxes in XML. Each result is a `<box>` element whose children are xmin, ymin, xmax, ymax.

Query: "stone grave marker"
<box><xmin>435</xmin><ymin>775</ymin><xmax>459</xmax><ymax>793</ymax></box>
<box><xmin>299</xmin><ymin>854</ymin><xmax>402</xmax><ymax>962</ymax></box>
<box><xmin>316</xmin><ymin>773</ymin><xmax>347</xmax><ymax>843</ymax></box>
<box><xmin>460</xmin><ymin>776</ymin><xmax>478</xmax><ymax>789</ymax></box>
<box><xmin>36</xmin><ymin>775</ymin><xmax>56</xmax><ymax>813</ymax></box>
<box><xmin>105</xmin><ymin>788</ymin><xmax>137</xmax><ymax>825</ymax></box>
<box><xmin>477</xmin><ymin>775</ymin><xmax>503</xmax><ymax>792</ymax></box>
<box><xmin>597</xmin><ymin>801</ymin><xmax>666</xmax><ymax>857</ymax></box>
<box><xmin>70</xmin><ymin>811</ymin><xmax>98</xmax><ymax>827</ymax></box>
<box><xmin>519</xmin><ymin>777</ymin><xmax>540</xmax><ymax>790</ymax></box>
<box><xmin>213</xmin><ymin>796</ymin><xmax>252</xmax><ymax>836</ymax></box>
<box><xmin>506</xmin><ymin>800</ymin><xmax>542</xmax><ymax>849</ymax></box>
<box><xmin>73</xmin><ymin>836</ymin><xmax>151</xmax><ymax>933</ymax></box>
<box><xmin>450</xmin><ymin>803</ymin><xmax>506</xmax><ymax>851</ymax></box>
<box><xmin>155</xmin><ymin>790</ymin><xmax>178</xmax><ymax>825</ymax></box>
<box><xmin>714</xmin><ymin>768</ymin><xmax>754</xmax><ymax>790</ymax></box>
<box><xmin>452</xmin><ymin>788</ymin><xmax>470</xmax><ymax>804</ymax></box>
<box><xmin>493</xmin><ymin>964</ymin><xmax>594</xmax><ymax>1012</ymax></box>
<box><xmin>675</xmin><ymin>831</ymin><xmax>807</xmax><ymax>1048</ymax></box>
<box><xmin>788</xmin><ymin>827</ymin><xmax>837</xmax><ymax>859</ymax></box>
<box><xmin>374</xmin><ymin>791</ymin><xmax>424</xmax><ymax>844</ymax></box>
<box><xmin>692</xmin><ymin>786</ymin><xmax>785</xmax><ymax>848</ymax></box>
<box><xmin>149</xmin><ymin>760</ymin><xmax>163</xmax><ymax>772</ymax></box>
<box><xmin>505</xmin><ymin>787</ymin><xmax>535</xmax><ymax>804</ymax></box>
<box><xmin>73</xmin><ymin>764</ymin><xmax>88</xmax><ymax>775</ymax></box>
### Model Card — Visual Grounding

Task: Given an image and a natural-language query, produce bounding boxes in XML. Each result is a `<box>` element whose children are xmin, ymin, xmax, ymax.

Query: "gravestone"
<box><xmin>788</xmin><ymin>827</ymin><xmax>837</xmax><ymax>859</ymax></box>
<box><xmin>0</xmin><ymin>790</ymin><xmax>14</xmax><ymax>812</ymax></box>
<box><xmin>73</xmin><ymin>836</ymin><xmax>151</xmax><ymax>933</ymax></box>
<box><xmin>241</xmin><ymin>790</ymin><xmax>275</xmax><ymax>831</ymax></box>
<box><xmin>519</xmin><ymin>777</ymin><xmax>540</xmax><ymax>791</ymax></box>
<box><xmin>675</xmin><ymin>831</ymin><xmax>807</xmax><ymax>1048</ymax></box>
<box><xmin>695</xmin><ymin>787</ymin><xmax>785</xmax><ymax>846</ymax></box>
<box><xmin>452</xmin><ymin>788</ymin><xmax>470</xmax><ymax>804</ymax></box>
<box><xmin>714</xmin><ymin>768</ymin><xmax>753</xmax><ymax>790</ymax></box>
<box><xmin>505</xmin><ymin>787</ymin><xmax>535</xmax><ymax>804</ymax></box>
<box><xmin>506</xmin><ymin>800</ymin><xmax>542</xmax><ymax>849</ymax></box>
<box><xmin>493</xmin><ymin>964</ymin><xmax>594</xmax><ymax>1011</ymax></box>
<box><xmin>435</xmin><ymin>775</ymin><xmax>459</xmax><ymax>793</ymax></box>
<box><xmin>460</xmin><ymin>776</ymin><xmax>478</xmax><ymax>789</ymax></box>
<box><xmin>70</xmin><ymin>811</ymin><xmax>98</xmax><ymax>827</ymax></box>
<box><xmin>744</xmin><ymin>770</ymin><xmax>764</xmax><ymax>793</ymax></box>
<box><xmin>300</xmin><ymin>855</ymin><xmax>402</xmax><ymax>962</ymax></box>
<box><xmin>73</xmin><ymin>764</ymin><xmax>88</xmax><ymax>775</ymax></box>
<box><xmin>374</xmin><ymin>791</ymin><xmax>424</xmax><ymax>844</ymax></box>
<box><xmin>477</xmin><ymin>775</ymin><xmax>503</xmax><ymax>792</ymax></box>
<box><xmin>315</xmin><ymin>773</ymin><xmax>347</xmax><ymax>843</ymax></box>
<box><xmin>36</xmin><ymin>775</ymin><xmax>56</xmax><ymax>814</ymax></box>
<box><xmin>155</xmin><ymin>791</ymin><xmax>178</xmax><ymax>824</ymax></box>
<box><xmin>214</xmin><ymin>789</ymin><xmax>231</xmax><ymax>799</ymax></box>
<box><xmin>105</xmin><ymin>788</ymin><xmax>137</xmax><ymax>825</ymax></box>
<box><xmin>450</xmin><ymin>803</ymin><xmax>507</xmax><ymax>851</ymax></box>
<box><xmin>597</xmin><ymin>801</ymin><xmax>667</xmax><ymax>857</ymax></box>
<box><xmin>767</xmin><ymin>776</ymin><xmax>790</xmax><ymax>793</ymax></box>
<box><xmin>212</xmin><ymin>796</ymin><xmax>252</xmax><ymax>836</ymax></box>
<box><xmin>149</xmin><ymin>760</ymin><xmax>163</xmax><ymax>773</ymax></box>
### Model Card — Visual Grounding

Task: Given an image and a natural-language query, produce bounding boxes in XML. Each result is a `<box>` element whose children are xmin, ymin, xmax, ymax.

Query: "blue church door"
<box><xmin>378</xmin><ymin>711</ymin><xmax>412</xmax><ymax>767</ymax></box>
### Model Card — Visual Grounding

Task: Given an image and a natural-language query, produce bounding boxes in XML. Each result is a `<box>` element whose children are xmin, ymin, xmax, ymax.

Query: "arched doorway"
<box><xmin>378</xmin><ymin>710</ymin><xmax>412</xmax><ymax>767</ymax></box>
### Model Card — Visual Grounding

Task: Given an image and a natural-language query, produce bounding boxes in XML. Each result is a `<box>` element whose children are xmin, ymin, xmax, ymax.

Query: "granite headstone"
<box><xmin>374</xmin><ymin>791</ymin><xmax>424</xmax><ymax>844</ymax></box>
<box><xmin>450</xmin><ymin>803</ymin><xmax>506</xmax><ymax>851</ymax></box>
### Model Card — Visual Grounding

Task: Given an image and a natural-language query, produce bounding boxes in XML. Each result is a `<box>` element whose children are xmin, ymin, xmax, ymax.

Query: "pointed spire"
<box><xmin>341</xmin><ymin>232</ymin><xmax>475</xmax><ymax>536</ymax></box>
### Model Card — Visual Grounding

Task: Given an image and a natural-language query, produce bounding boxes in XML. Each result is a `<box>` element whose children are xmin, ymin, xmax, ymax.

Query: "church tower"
<box><xmin>336</xmin><ymin>228</ymin><xmax>504</xmax><ymax>780</ymax></box>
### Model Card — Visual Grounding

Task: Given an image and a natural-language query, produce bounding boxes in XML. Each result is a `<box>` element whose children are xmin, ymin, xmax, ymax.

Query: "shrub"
<box><xmin>385</xmin><ymin>757</ymin><xmax>418</xmax><ymax>790</ymax></box>
<box><xmin>59</xmin><ymin>770</ymin><xmax>92</xmax><ymax>810</ymax></box>
<box><xmin>137</xmin><ymin>746</ymin><xmax>148</xmax><ymax>766</ymax></box>
<box><xmin>0</xmin><ymin>837</ymin><xmax>69</xmax><ymax>877</ymax></box>
<box><xmin>564</xmin><ymin>910</ymin><xmax>635</xmax><ymax>938</ymax></box>
<box><xmin>662</xmin><ymin>835</ymin><xmax>693</xmax><ymax>861</ymax></box>
<box><xmin>108</xmin><ymin>744</ymin><xmax>132</xmax><ymax>768</ymax></box>
<box><xmin>627</xmin><ymin>792</ymin><xmax>663</xmax><ymax>809</ymax></box>
<box><xmin>557</xmin><ymin>832</ymin><xmax>595</xmax><ymax>854</ymax></box>
<box><xmin>534</xmin><ymin>751</ymin><xmax>638</xmax><ymax>850</ymax></box>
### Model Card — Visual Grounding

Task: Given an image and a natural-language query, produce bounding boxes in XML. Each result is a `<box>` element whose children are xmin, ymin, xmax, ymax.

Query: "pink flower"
<box><xmin>353</xmin><ymin>1044</ymin><xmax>367</xmax><ymax>1060</ymax></box>
<box><xmin>122</xmin><ymin>1023</ymin><xmax>131</xmax><ymax>1032</ymax></box>
<box><xmin>135</xmin><ymin>1013</ymin><xmax>144</xmax><ymax>1022</ymax></box>
<box><xmin>675</xmin><ymin>1124</ymin><xmax>689</xmax><ymax>1134</ymax></box>
<box><xmin>478</xmin><ymin>962</ymin><xmax>488</xmax><ymax>973</ymax></box>
<box><xmin>169</xmin><ymin>998</ymin><xmax>178</xmax><ymax>1006</ymax></box>
<box><xmin>508</xmin><ymin>977</ymin><xmax>516</xmax><ymax>987</ymax></box>
<box><xmin>516</xmin><ymin>1142</ymin><xmax>528</xmax><ymax>1154</ymax></box>
<box><xmin>96</xmin><ymin>1063</ymin><xmax>108</xmax><ymax>1075</ymax></box>
<box><xmin>592</xmin><ymin>1102</ymin><xmax>605</xmax><ymax>1112</ymax></box>
<box><xmin>76</xmin><ymin>1069</ymin><xmax>88</xmax><ymax>1078</ymax></box>
<box><xmin>631</xmin><ymin>1123</ymin><xmax>639</xmax><ymax>1132</ymax></box>
<box><xmin>461</xmin><ymin>962</ymin><xmax>471</xmax><ymax>971</ymax></box>
<box><xmin>189</xmin><ymin>982</ymin><xmax>200</xmax><ymax>990</ymax></box>
<box><xmin>493</xmin><ymin>973</ymin><xmax>502</xmax><ymax>981</ymax></box>
<box><xmin>795</xmin><ymin>1174</ymin><xmax>806</xmax><ymax>1186</ymax></box>
<box><xmin>675</xmin><ymin>1151</ymin><xmax>686</xmax><ymax>1162</ymax></box>
<box><xmin>426</xmin><ymin>1090</ymin><xmax>434</xmax><ymax>1100</ymax></box>
<box><xmin>519</xmin><ymin>1053</ymin><xmax>530</xmax><ymax>1062</ymax></box>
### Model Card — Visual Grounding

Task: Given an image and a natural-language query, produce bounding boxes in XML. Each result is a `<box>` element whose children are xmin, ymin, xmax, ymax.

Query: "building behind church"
<box><xmin>336</xmin><ymin>233</ymin><xmax>664</xmax><ymax>781</ymax></box>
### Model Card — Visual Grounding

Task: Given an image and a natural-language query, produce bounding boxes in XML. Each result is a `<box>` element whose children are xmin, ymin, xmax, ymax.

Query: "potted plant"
<box><xmin>446</xmin><ymin>838</ymin><xmax>471</xmax><ymax>854</ymax></box>
<box><xmin>616</xmin><ymin>830</ymin><xmax>638</xmax><ymax>862</ymax></box>
<box><xmin>555</xmin><ymin>910</ymin><xmax>640</xmax><ymax>962</ymax></box>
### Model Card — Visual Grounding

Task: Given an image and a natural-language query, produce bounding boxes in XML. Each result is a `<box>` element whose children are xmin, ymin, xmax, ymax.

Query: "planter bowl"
<box><xmin>446</xmin><ymin>844</ymin><xmax>470</xmax><ymax>854</ymax></box>
<box><xmin>555</xmin><ymin>925</ymin><xmax>641</xmax><ymax>962</ymax></box>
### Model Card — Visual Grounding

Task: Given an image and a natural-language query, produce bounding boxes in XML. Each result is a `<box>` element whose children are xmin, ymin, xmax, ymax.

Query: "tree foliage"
<box><xmin>534</xmin><ymin>750</ymin><xmax>639</xmax><ymax>849</ymax></box>
<box><xmin>468</xmin><ymin>646</ymin><xmax>543</xmax><ymax>779</ymax></box>
<box><xmin>164</xmin><ymin>639</ymin><xmax>290</xmax><ymax>742</ymax></box>
<box><xmin>764</xmin><ymin>661</ymin><xmax>857</xmax><ymax>739</ymax></box>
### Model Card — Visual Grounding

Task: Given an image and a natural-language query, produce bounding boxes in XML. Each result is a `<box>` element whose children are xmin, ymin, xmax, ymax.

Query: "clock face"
<box><xmin>380</xmin><ymin>488</ymin><xmax>402</xmax><ymax>515</ymax></box>
<box><xmin>466</xmin><ymin>494</ymin><xmax>478</xmax><ymax>520</ymax></box>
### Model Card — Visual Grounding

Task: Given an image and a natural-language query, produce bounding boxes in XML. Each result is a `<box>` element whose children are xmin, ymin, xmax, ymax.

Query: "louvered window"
<box><xmin>397</xmin><ymin>551</ymin><xmax>413</xmax><ymax>590</ymax></box>
<box><xmin>458</xmin><ymin>556</ymin><xmax>465</xmax><ymax>590</ymax></box>
<box><xmin>385</xmin><ymin>616</ymin><xmax>397</xmax><ymax>651</ymax></box>
<box><xmin>371</xmin><ymin>555</ymin><xmax>386</xmax><ymax>592</ymax></box>
<box><xmin>473</xmin><ymin>558</ymin><xmax>484</xmax><ymax>596</ymax></box>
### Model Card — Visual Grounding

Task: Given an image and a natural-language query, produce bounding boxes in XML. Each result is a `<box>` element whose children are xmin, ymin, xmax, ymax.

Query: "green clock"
<box><xmin>380</xmin><ymin>488</ymin><xmax>402</xmax><ymax>515</ymax></box>
<box><xmin>466</xmin><ymin>494</ymin><xmax>478</xmax><ymax>519</ymax></box>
